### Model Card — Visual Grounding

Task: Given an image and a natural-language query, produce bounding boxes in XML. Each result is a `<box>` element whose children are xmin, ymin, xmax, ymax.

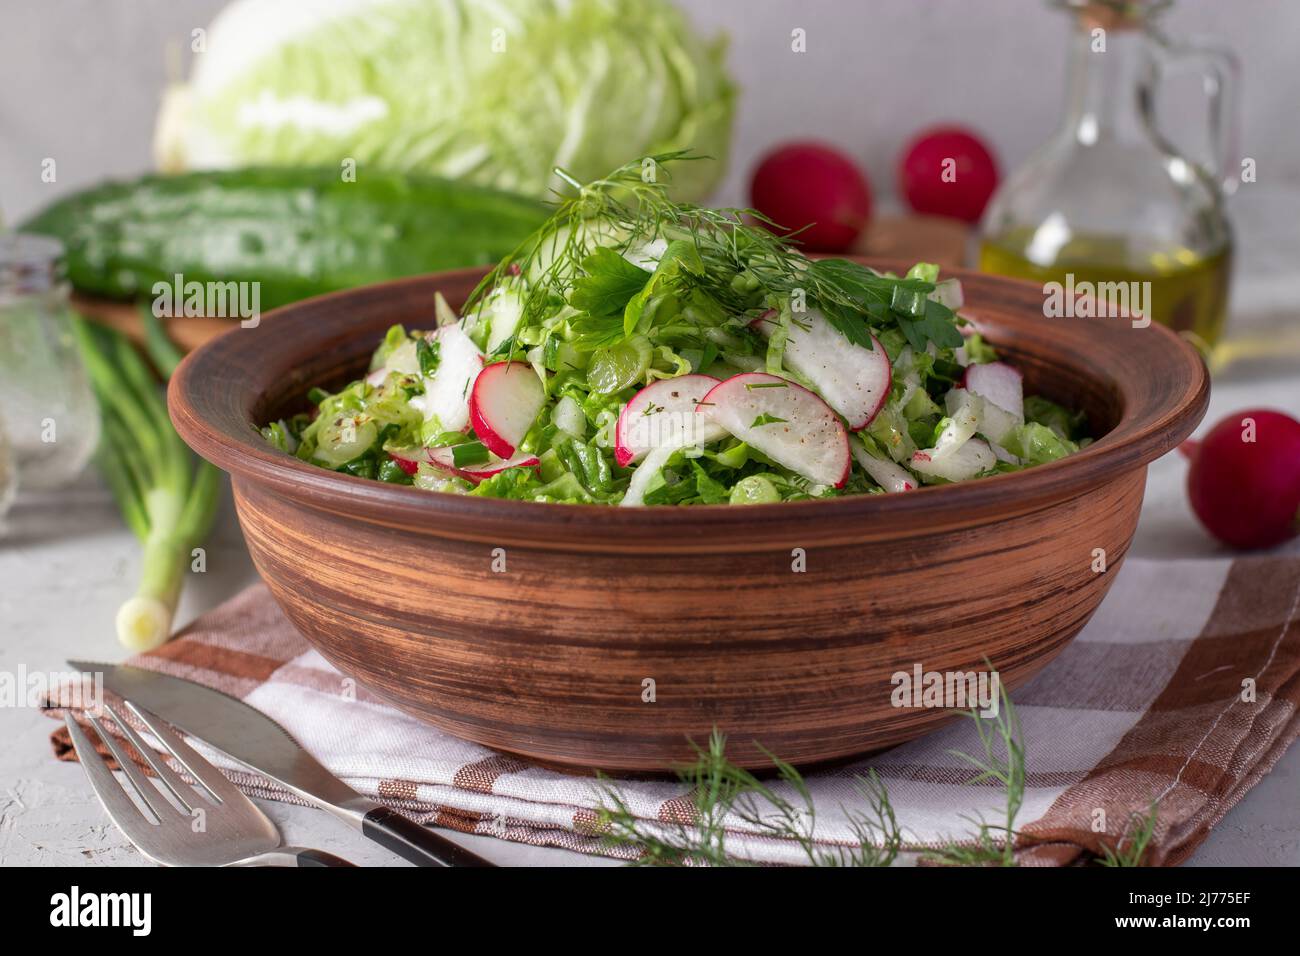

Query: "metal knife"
<box><xmin>69</xmin><ymin>660</ymin><xmax>494</xmax><ymax>868</ymax></box>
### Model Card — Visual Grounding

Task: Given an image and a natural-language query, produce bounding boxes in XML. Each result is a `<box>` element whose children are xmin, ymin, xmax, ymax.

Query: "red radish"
<box><xmin>963</xmin><ymin>361</ymin><xmax>1024</xmax><ymax>420</ymax></box>
<box><xmin>424</xmin><ymin>446</ymin><xmax>540</xmax><ymax>484</ymax></box>
<box><xmin>849</xmin><ymin>436</ymin><xmax>915</xmax><ymax>493</ymax></box>
<box><xmin>752</xmin><ymin>308</ymin><xmax>891</xmax><ymax>429</ymax></box>
<box><xmin>615</xmin><ymin>374</ymin><xmax>724</xmax><ymax>467</ymax></box>
<box><xmin>389</xmin><ymin>453</ymin><xmax>419</xmax><ymax>476</ymax></box>
<box><xmin>469</xmin><ymin>360</ymin><xmax>546</xmax><ymax>458</ymax></box>
<box><xmin>410</xmin><ymin>323</ymin><xmax>484</xmax><ymax>433</ymax></box>
<box><xmin>1184</xmin><ymin>409</ymin><xmax>1300</xmax><ymax>550</ymax></box>
<box><xmin>749</xmin><ymin>142</ymin><xmax>872</xmax><ymax>252</ymax></box>
<box><xmin>701</xmin><ymin>372</ymin><xmax>851</xmax><ymax>488</ymax></box>
<box><xmin>898</xmin><ymin>125</ymin><xmax>999</xmax><ymax>224</ymax></box>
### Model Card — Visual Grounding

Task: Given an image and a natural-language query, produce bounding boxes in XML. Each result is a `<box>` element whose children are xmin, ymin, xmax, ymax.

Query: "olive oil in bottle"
<box><xmin>978</xmin><ymin>231</ymin><xmax>1232</xmax><ymax>345</ymax></box>
<box><xmin>977</xmin><ymin>2</ymin><xmax>1237</xmax><ymax>351</ymax></box>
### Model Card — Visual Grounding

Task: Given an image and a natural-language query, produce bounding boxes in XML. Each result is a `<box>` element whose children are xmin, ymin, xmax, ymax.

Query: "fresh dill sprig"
<box><xmin>925</xmin><ymin>672</ymin><xmax>1026</xmax><ymax>867</ymax></box>
<box><xmin>596</xmin><ymin>730</ymin><xmax>902</xmax><ymax>867</ymax></box>
<box><xmin>1098</xmin><ymin>803</ymin><xmax>1159</xmax><ymax>867</ymax></box>
<box><xmin>595</xmin><ymin>671</ymin><xmax>1039</xmax><ymax>868</ymax></box>
<box><xmin>464</xmin><ymin>152</ymin><xmax>963</xmax><ymax>354</ymax></box>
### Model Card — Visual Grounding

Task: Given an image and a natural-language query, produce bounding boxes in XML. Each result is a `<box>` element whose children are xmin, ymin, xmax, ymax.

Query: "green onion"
<box><xmin>451</xmin><ymin>440</ymin><xmax>490</xmax><ymax>467</ymax></box>
<box><xmin>137</xmin><ymin>302</ymin><xmax>185</xmax><ymax>378</ymax></box>
<box><xmin>73</xmin><ymin>319</ymin><xmax>220</xmax><ymax>651</ymax></box>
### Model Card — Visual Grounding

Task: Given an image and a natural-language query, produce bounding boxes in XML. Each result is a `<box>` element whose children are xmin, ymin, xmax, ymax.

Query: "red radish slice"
<box><xmin>752</xmin><ymin>308</ymin><xmax>891</xmax><ymax>429</ymax></box>
<box><xmin>389</xmin><ymin>453</ymin><xmax>419</xmax><ymax>476</ymax></box>
<box><xmin>411</xmin><ymin>323</ymin><xmax>484</xmax><ymax>433</ymax></box>
<box><xmin>911</xmin><ymin>438</ymin><xmax>995</xmax><ymax>482</ymax></box>
<box><xmin>424</xmin><ymin>446</ymin><xmax>540</xmax><ymax>484</ymax></box>
<box><xmin>615</xmin><ymin>374</ymin><xmax>725</xmax><ymax>467</ymax></box>
<box><xmin>701</xmin><ymin>372</ymin><xmax>850</xmax><ymax>488</ymax></box>
<box><xmin>469</xmin><ymin>361</ymin><xmax>546</xmax><ymax>458</ymax></box>
<box><xmin>849</xmin><ymin>436</ymin><xmax>915</xmax><ymax>492</ymax></box>
<box><xmin>963</xmin><ymin>362</ymin><xmax>1024</xmax><ymax>420</ymax></box>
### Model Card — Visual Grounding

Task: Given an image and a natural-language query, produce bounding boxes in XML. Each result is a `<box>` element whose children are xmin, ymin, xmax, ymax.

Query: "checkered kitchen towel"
<box><xmin>44</xmin><ymin>555</ymin><xmax>1300</xmax><ymax>866</ymax></box>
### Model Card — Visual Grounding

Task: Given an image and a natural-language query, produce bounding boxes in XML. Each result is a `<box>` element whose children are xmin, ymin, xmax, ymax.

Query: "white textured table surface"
<box><xmin>2</xmin><ymin>358</ymin><xmax>1297</xmax><ymax>869</ymax></box>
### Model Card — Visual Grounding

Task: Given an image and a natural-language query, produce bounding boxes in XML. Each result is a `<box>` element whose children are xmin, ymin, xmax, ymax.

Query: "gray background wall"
<box><xmin>2</xmin><ymin>0</ymin><xmax>1297</xmax><ymax>222</ymax></box>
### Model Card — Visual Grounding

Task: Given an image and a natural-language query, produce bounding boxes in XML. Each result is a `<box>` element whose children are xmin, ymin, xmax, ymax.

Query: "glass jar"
<box><xmin>978</xmin><ymin>0</ymin><xmax>1237</xmax><ymax>347</ymax></box>
<box><xmin>0</xmin><ymin>234</ymin><xmax>100</xmax><ymax>503</ymax></box>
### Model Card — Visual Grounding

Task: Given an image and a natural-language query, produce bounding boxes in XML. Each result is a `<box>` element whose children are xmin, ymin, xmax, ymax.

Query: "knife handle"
<box><xmin>361</xmin><ymin>806</ymin><xmax>495</xmax><ymax>867</ymax></box>
<box><xmin>231</xmin><ymin>848</ymin><xmax>356</xmax><ymax>867</ymax></box>
<box><xmin>289</xmin><ymin>848</ymin><xmax>357</xmax><ymax>867</ymax></box>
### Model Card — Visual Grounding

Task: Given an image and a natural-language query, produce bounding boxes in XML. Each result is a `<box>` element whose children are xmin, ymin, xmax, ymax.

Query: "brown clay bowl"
<box><xmin>169</xmin><ymin>261</ymin><xmax>1208</xmax><ymax>773</ymax></box>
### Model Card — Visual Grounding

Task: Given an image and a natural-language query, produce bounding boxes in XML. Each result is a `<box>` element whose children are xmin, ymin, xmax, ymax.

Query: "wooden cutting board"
<box><xmin>73</xmin><ymin>215</ymin><xmax>972</xmax><ymax>352</ymax></box>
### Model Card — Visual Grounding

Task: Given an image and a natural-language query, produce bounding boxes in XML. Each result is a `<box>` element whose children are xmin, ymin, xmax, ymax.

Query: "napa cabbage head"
<box><xmin>155</xmin><ymin>0</ymin><xmax>735</xmax><ymax>201</ymax></box>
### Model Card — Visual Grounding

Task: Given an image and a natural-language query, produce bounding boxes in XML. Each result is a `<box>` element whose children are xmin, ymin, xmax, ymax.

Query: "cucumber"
<box><xmin>21</xmin><ymin>167</ymin><xmax>548</xmax><ymax>311</ymax></box>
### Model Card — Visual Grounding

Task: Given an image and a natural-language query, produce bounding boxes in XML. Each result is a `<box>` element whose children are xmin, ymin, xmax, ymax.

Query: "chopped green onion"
<box><xmin>452</xmin><ymin>441</ymin><xmax>490</xmax><ymax>467</ymax></box>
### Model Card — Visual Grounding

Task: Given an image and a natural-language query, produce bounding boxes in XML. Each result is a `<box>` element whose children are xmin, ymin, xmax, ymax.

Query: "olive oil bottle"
<box><xmin>979</xmin><ymin>230</ymin><xmax>1232</xmax><ymax>345</ymax></box>
<box><xmin>978</xmin><ymin>1</ymin><xmax>1237</xmax><ymax>348</ymax></box>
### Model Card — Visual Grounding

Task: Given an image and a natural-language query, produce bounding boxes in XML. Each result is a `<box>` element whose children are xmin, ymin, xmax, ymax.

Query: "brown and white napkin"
<box><xmin>44</xmin><ymin>555</ymin><xmax>1300</xmax><ymax>866</ymax></box>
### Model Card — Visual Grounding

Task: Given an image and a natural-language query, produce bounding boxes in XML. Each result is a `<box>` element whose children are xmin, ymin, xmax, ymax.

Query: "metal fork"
<box><xmin>65</xmin><ymin>701</ymin><xmax>353</xmax><ymax>867</ymax></box>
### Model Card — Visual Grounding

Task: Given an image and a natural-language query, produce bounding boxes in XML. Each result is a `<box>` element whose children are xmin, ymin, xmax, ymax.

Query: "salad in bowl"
<box><xmin>262</xmin><ymin>155</ymin><xmax>1088</xmax><ymax>506</ymax></box>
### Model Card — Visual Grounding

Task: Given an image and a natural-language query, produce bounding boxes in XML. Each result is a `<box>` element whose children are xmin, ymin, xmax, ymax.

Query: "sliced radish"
<box><xmin>410</xmin><ymin>323</ymin><xmax>484</xmax><ymax>433</ymax></box>
<box><xmin>849</xmin><ymin>436</ymin><xmax>916</xmax><ymax>492</ymax></box>
<box><xmin>911</xmin><ymin>438</ymin><xmax>996</xmax><ymax>482</ymax></box>
<box><xmin>389</xmin><ymin>452</ymin><xmax>420</xmax><ymax>476</ymax></box>
<box><xmin>701</xmin><ymin>372</ymin><xmax>850</xmax><ymax>488</ymax></box>
<box><xmin>752</xmin><ymin>308</ymin><xmax>891</xmax><ymax>429</ymax></box>
<box><xmin>615</xmin><ymin>374</ymin><xmax>725</xmax><ymax>467</ymax></box>
<box><xmin>424</xmin><ymin>446</ymin><xmax>540</xmax><ymax>483</ymax></box>
<box><xmin>964</xmin><ymin>361</ymin><xmax>1024</xmax><ymax>420</ymax></box>
<box><xmin>469</xmin><ymin>361</ymin><xmax>546</xmax><ymax>459</ymax></box>
<box><xmin>620</xmin><ymin>443</ymin><xmax>677</xmax><ymax>507</ymax></box>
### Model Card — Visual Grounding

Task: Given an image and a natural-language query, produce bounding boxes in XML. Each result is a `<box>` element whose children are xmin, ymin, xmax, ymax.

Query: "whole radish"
<box><xmin>750</xmin><ymin>142</ymin><xmax>872</xmax><ymax>252</ymax></box>
<box><xmin>1184</xmin><ymin>409</ymin><xmax>1300</xmax><ymax>550</ymax></box>
<box><xmin>898</xmin><ymin>125</ymin><xmax>999</xmax><ymax>223</ymax></box>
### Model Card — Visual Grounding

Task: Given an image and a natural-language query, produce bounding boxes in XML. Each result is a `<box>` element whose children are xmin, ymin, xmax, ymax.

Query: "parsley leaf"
<box><xmin>569</xmin><ymin>247</ymin><xmax>651</xmax><ymax>316</ymax></box>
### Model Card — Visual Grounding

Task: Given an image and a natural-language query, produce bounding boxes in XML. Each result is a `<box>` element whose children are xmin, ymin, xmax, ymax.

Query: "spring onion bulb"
<box><xmin>72</xmin><ymin>319</ymin><xmax>220</xmax><ymax>650</ymax></box>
